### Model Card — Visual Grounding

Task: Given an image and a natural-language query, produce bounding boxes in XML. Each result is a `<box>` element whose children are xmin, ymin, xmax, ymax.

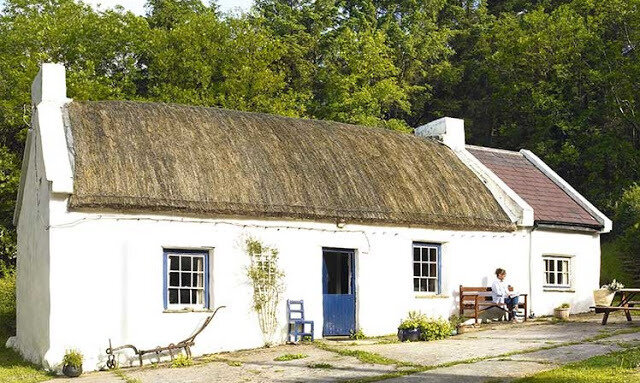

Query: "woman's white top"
<box><xmin>491</xmin><ymin>279</ymin><xmax>509</xmax><ymax>304</ymax></box>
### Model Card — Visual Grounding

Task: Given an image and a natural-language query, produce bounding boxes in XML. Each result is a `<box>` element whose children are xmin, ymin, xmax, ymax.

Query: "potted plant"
<box><xmin>397</xmin><ymin>311</ymin><xmax>425</xmax><ymax>342</ymax></box>
<box><xmin>594</xmin><ymin>280</ymin><xmax>624</xmax><ymax>306</ymax></box>
<box><xmin>62</xmin><ymin>349</ymin><xmax>83</xmax><ymax>378</ymax></box>
<box><xmin>554</xmin><ymin>303</ymin><xmax>571</xmax><ymax>320</ymax></box>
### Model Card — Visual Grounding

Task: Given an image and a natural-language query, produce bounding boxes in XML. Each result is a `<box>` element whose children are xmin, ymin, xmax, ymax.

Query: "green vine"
<box><xmin>246</xmin><ymin>238</ymin><xmax>284</xmax><ymax>346</ymax></box>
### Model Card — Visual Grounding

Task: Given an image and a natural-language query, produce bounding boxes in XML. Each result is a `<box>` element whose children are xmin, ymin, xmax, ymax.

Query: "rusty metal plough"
<box><xmin>105</xmin><ymin>306</ymin><xmax>225</xmax><ymax>369</ymax></box>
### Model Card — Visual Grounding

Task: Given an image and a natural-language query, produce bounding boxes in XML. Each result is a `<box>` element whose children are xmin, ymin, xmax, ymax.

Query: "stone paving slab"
<box><xmin>385</xmin><ymin>360</ymin><xmax>555</xmax><ymax>383</ymax></box>
<box><xmin>504</xmin><ymin>342</ymin><xmax>623</xmax><ymax>364</ymax></box>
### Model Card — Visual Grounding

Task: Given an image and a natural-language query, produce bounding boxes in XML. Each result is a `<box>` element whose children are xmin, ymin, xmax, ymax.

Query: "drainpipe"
<box><xmin>528</xmin><ymin>225</ymin><xmax>537</xmax><ymax>318</ymax></box>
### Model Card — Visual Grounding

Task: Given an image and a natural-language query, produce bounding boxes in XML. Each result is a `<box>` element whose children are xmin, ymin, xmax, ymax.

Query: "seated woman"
<box><xmin>491</xmin><ymin>268</ymin><xmax>519</xmax><ymax>321</ymax></box>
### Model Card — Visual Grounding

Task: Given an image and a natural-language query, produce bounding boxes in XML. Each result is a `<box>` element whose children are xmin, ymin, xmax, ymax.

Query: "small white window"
<box><xmin>164</xmin><ymin>250</ymin><xmax>209</xmax><ymax>309</ymax></box>
<box><xmin>412</xmin><ymin>243</ymin><xmax>440</xmax><ymax>293</ymax></box>
<box><xmin>543</xmin><ymin>256</ymin><xmax>571</xmax><ymax>288</ymax></box>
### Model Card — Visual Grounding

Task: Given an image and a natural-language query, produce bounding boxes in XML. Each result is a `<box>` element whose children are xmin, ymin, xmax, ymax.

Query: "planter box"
<box><xmin>593</xmin><ymin>289</ymin><xmax>615</xmax><ymax>306</ymax></box>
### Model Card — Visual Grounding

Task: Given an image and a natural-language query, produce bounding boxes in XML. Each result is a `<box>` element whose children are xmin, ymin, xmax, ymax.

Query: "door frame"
<box><xmin>321</xmin><ymin>247</ymin><xmax>357</xmax><ymax>336</ymax></box>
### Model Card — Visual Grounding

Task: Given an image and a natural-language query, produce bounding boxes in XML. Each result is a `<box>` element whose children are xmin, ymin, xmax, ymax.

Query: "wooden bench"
<box><xmin>591</xmin><ymin>305</ymin><xmax>640</xmax><ymax>325</ymax></box>
<box><xmin>460</xmin><ymin>285</ymin><xmax>528</xmax><ymax>324</ymax></box>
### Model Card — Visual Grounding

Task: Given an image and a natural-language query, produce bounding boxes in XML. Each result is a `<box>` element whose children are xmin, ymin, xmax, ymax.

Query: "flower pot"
<box><xmin>397</xmin><ymin>328</ymin><xmax>421</xmax><ymax>342</ymax></box>
<box><xmin>593</xmin><ymin>289</ymin><xmax>615</xmax><ymax>306</ymax></box>
<box><xmin>554</xmin><ymin>308</ymin><xmax>570</xmax><ymax>320</ymax></box>
<box><xmin>62</xmin><ymin>365</ymin><xmax>82</xmax><ymax>378</ymax></box>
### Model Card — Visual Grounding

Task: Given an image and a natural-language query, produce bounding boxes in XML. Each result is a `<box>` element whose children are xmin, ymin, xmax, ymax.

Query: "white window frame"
<box><xmin>165</xmin><ymin>250</ymin><xmax>209</xmax><ymax>310</ymax></box>
<box><xmin>412</xmin><ymin>243</ymin><xmax>440</xmax><ymax>294</ymax></box>
<box><xmin>543</xmin><ymin>256</ymin><xmax>572</xmax><ymax>288</ymax></box>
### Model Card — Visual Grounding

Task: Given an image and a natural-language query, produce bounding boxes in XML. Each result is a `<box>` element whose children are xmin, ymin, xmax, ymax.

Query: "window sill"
<box><xmin>543</xmin><ymin>288</ymin><xmax>575</xmax><ymax>293</ymax></box>
<box><xmin>414</xmin><ymin>294</ymin><xmax>449</xmax><ymax>299</ymax></box>
<box><xmin>163</xmin><ymin>308</ymin><xmax>213</xmax><ymax>313</ymax></box>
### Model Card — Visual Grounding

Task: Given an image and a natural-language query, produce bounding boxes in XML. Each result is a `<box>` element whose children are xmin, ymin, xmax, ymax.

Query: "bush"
<box><xmin>349</xmin><ymin>329</ymin><xmax>365</xmax><ymax>340</ymax></box>
<box><xmin>418</xmin><ymin>318</ymin><xmax>452</xmax><ymax>341</ymax></box>
<box><xmin>0</xmin><ymin>268</ymin><xmax>16</xmax><ymax>337</ymax></box>
<box><xmin>63</xmin><ymin>349</ymin><xmax>83</xmax><ymax>368</ymax></box>
<box><xmin>398</xmin><ymin>311</ymin><xmax>452</xmax><ymax>341</ymax></box>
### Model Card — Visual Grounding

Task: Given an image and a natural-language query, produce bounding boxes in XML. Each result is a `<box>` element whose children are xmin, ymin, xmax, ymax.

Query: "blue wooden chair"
<box><xmin>287</xmin><ymin>299</ymin><xmax>314</xmax><ymax>342</ymax></box>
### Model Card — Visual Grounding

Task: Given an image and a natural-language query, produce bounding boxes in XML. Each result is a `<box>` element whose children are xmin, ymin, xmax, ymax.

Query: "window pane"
<box><xmin>195</xmin><ymin>273</ymin><xmax>204</xmax><ymax>288</ymax></box>
<box><xmin>422</xmin><ymin>264</ymin><xmax>429</xmax><ymax>277</ymax></box>
<box><xmin>428</xmin><ymin>279</ymin><xmax>436</xmax><ymax>292</ymax></box>
<box><xmin>413</xmin><ymin>247</ymin><xmax>420</xmax><ymax>262</ymax></box>
<box><xmin>557</xmin><ymin>273</ymin><xmax>563</xmax><ymax>285</ymax></box>
<box><xmin>169</xmin><ymin>288</ymin><xmax>178</xmax><ymax>304</ymax></box>
<box><xmin>180</xmin><ymin>289</ymin><xmax>191</xmax><ymax>304</ymax></box>
<box><xmin>181</xmin><ymin>256</ymin><xmax>191</xmax><ymax>271</ymax></box>
<box><xmin>194</xmin><ymin>257</ymin><xmax>203</xmax><ymax>272</ymax></box>
<box><xmin>413</xmin><ymin>263</ymin><xmax>420</xmax><ymax>277</ymax></box>
<box><xmin>413</xmin><ymin>278</ymin><xmax>419</xmax><ymax>291</ymax></box>
<box><xmin>196</xmin><ymin>289</ymin><xmax>204</xmax><ymax>305</ymax></box>
<box><xmin>557</xmin><ymin>260</ymin><xmax>563</xmax><ymax>272</ymax></box>
<box><xmin>548</xmin><ymin>261</ymin><xmax>555</xmax><ymax>272</ymax></box>
<box><xmin>421</xmin><ymin>248</ymin><xmax>429</xmax><ymax>262</ymax></box>
<box><xmin>169</xmin><ymin>272</ymin><xmax>179</xmax><ymax>287</ymax></box>
<box><xmin>181</xmin><ymin>272</ymin><xmax>191</xmax><ymax>287</ymax></box>
<box><xmin>170</xmin><ymin>256</ymin><xmax>179</xmax><ymax>271</ymax></box>
<box><xmin>429</xmin><ymin>248</ymin><xmax>436</xmax><ymax>262</ymax></box>
<box><xmin>548</xmin><ymin>272</ymin><xmax>555</xmax><ymax>284</ymax></box>
<box><xmin>429</xmin><ymin>263</ymin><xmax>437</xmax><ymax>277</ymax></box>
<box><xmin>420</xmin><ymin>278</ymin><xmax>428</xmax><ymax>292</ymax></box>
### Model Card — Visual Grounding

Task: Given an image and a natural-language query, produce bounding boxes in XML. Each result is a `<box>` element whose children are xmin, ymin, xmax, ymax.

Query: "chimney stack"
<box><xmin>415</xmin><ymin>117</ymin><xmax>465</xmax><ymax>151</ymax></box>
<box><xmin>31</xmin><ymin>63</ymin><xmax>67</xmax><ymax>106</ymax></box>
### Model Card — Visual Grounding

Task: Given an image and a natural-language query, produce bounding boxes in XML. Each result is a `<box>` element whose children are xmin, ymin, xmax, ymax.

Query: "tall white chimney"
<box><xmin>31</xmin><ymin>63</ymin><xmax>68</xmax><ymax>106</ymax></box>
<box><xmin>415</xmin><ymin>117</ymin><xmax>465</xmax><ymax>151</ymax></box>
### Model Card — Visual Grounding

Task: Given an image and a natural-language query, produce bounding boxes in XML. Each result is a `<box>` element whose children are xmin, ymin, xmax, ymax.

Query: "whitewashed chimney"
<box><xmin>415</xmin><ymin>117</ymin><xmax>465</xmax><ymax>151</ymax></box>
<box><xmin>31</xmin><ymin>63</ymin><xmax>68</xmax><ymax>106</ymax></box>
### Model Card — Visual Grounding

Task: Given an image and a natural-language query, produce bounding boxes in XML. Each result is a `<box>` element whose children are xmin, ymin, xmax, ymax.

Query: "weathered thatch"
<box><xmin>65</xmin><ymin>101</ymin><xmax>515</xmax><ymax>231</ymax></box>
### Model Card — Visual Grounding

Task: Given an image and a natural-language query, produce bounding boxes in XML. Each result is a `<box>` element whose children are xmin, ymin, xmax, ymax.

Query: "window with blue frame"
<box><xmin>163</xmin><ymin>250</ymin><xmax>210</xmax><ymax>309</ymax></box>
<box><xmin>412</xmin><ymin>243</ymin><xmax>440</xmax><ymax>293</ymax></box>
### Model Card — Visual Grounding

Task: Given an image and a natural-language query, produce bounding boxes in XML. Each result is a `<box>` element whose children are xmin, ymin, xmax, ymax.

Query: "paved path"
<box><xmin>46</xmin><ymin>313</ymin><xmax>640</xmax><ymax>383</ymax></box>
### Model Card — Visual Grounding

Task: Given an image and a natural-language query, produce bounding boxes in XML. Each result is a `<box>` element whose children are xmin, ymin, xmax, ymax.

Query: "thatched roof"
<box><xmin>65</xmin><ymin>101</ymin><xmax>515</xmax><ymax>231</ymax></box>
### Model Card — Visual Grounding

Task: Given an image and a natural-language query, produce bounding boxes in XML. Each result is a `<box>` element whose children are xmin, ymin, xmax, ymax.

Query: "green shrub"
<box><xmin>398</xmin><ymin>311</ymin><xmax>452</xmax><ymax>341</ymax></box>
<box><xmin>398</xmin><ymin>311</ymin><xmax>427</xmax><ymax>330</ymax></box>
<box><xmin>62</xmin><ymin>349</ymin><xmax>83</xmax><ymax>368</ymax></box>
<box><xmin>418</xmin><ymin>318</ymin><xmax>452</xmax><ymax>341</ymax></box>
<box><xmin>559</xmin><ymin>303</ymin><xmax>571</xmax><ymax>309</ymax></box>
<box><xmin>171</xmin><ymin>354</ymin><xmax>193</xmax><ymax>368</ymax></box>
<box><xmin>0</xmin><ymin>269</ymin><xmax>16</xmax><ymax>337</ymax></box>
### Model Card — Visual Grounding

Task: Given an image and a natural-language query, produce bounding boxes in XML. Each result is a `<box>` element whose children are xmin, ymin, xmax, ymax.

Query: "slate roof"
<box><xmin>467</xmin><ymin>146</ymin><xmax>602</xmax><ymax>229</ymax></box>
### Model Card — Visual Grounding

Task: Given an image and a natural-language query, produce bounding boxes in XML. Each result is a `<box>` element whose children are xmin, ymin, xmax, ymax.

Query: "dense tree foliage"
<box><xmin>1</xmin><ymin>0</ymin><xmax>639</xmax><ymax>277</ymax></box>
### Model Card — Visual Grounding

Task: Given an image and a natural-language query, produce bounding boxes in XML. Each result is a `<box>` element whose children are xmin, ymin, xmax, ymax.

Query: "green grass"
<box><xmin>600</xmin><ymin>241</ymin><xmax>633</xmax><ymax>287</ymax></box>
<box><xmin>0</xmin><ymin>273</ymin><xmax>50</xmax><ymax>383</ymax></box>
<box><xmin>112</xmin><ymin>368</ymin><xmax>142</xmax><ymax>383</ymax></box>
<box><xmin>515</xmin><ymin>347</ymin><xmax>640</xmax><ymax>383</ymax></box>
<box><xmin>308</xmin><ymin>363</ymin><xmax>333</xmax><ymax>369</ymax></box>
<box><xmin>274</xmin><ymin>353</ymin><xmax>308</xmax><ymax>361</ymax></box>
<box><xmin>315</xmin><ymin>342</ymin><xmax>418</xmax><ymax>367</ymax></box>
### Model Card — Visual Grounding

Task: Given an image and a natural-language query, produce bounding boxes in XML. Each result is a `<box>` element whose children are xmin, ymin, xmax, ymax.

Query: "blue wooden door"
<box><xmin>322</xmin><ymin>248</ymin><xmax>356</xmax><ymax>336</ymax></box>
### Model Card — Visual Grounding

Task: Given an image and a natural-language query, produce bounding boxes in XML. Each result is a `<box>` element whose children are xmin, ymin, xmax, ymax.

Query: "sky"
<box><xmin>0</xmin><ymin>0</ymin><xmax>254</xmax><ymax>14</ymax></box>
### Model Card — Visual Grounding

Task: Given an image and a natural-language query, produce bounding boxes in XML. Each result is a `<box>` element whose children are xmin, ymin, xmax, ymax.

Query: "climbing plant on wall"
<box><xmin>246</xmin><ymin>238</ymin><xmax>284</xmax><ymax>346</ymax></box>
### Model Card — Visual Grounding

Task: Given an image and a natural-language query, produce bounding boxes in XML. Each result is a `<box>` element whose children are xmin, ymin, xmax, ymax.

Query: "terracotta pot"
<box><xmin>62</xmin><ymin>365</ymin><xmax>82</xmax><ymax>378</ymax></box>
<box><xmin>554</xmin><ymin>307</ymin><xmax>570</xmax><ymax>320</ymax></box>
<box><xmin>593</xmin><ymin>289</ymin><xmax>615</xmax><ymax>306</ymax></box>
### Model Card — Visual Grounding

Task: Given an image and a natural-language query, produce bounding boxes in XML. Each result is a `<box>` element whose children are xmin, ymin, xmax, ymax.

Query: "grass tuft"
<box><xmin>308</xmin><ymin>363</ymin><xmax>333</xmax><ymax>369</ymax></box>
<box><xmin>274</xmin><ymin>353</ymin><xmax>308</xmax><ymax>361</ymax></box>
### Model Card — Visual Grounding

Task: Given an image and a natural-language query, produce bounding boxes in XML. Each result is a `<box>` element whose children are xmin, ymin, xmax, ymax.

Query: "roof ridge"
<box><xmin>466</xmin><ymin>144</ymin><xmax>522</xmax><ymax>155</ymax></box>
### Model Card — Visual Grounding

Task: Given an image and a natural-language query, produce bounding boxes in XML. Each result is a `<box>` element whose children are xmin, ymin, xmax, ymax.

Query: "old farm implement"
<box><xmin>106</xmin><ymin>306</ymin><xmax>225</xmax><ymax>368</ymax></box>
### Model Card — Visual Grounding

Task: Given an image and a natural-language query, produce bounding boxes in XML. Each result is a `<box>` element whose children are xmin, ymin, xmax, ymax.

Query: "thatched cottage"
<box><xmin>9</xmin><ymin>64</ymin><xmax>611</xmax><ymax>371</ymax></box>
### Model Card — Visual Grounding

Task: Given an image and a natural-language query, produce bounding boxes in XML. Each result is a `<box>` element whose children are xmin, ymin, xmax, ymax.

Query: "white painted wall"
<box><xmin>529</xmin><ymin>229</ymin><xmax>600</xmax><ymax>315</ymax></box>
<box><xmin>11</xmin><ymin>128</ymin><xmax>51</xmax><ymax>366</ymax></box>
<box><xmin>35</xmin><ymin>199</ymin><xmax>536</xmax><ymax>372</ymax></box>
